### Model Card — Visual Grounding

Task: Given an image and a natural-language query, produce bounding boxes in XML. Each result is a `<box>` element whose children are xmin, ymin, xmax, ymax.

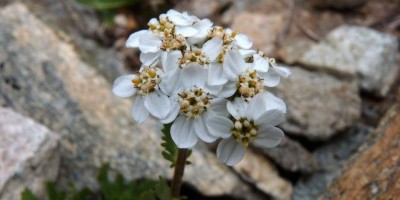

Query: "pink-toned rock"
<box><xmin>0</xmin><ymin>108</ymin><xmax>60</xmax><ymax>200</ymax></box>
<box><xmin>232</xmin><ymin>12</ymin><xmax>285</xmax><ymax>55</ymax></box>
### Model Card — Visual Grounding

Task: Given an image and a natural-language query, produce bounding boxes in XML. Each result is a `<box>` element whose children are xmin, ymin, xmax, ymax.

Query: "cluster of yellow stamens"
<box><xmin>178</xmin><ymin>88</ymin><xmax>212</xmax><ymax>118</ymax></box>
<box><xmin>237</xmin><ymin>70</ymin><xmax>264</xmax><ymax>100</ymax></box>
<box><xmin>179</xmin><ymin>49</ymin><xmax>209</xmax><ymax>67</ymax></box>
<box><xmin>231</xmin><ymin>118</ymin><xmax>258</xmax><ymax>147</ymax></box>
<box><xmin>160</xmin><ymin>35</ymin><xmax>186</xmax><ymax>51</ymax></box>
<box><xmin>131</xmin><ymin>67</ymin><xmax>160</xmax><ymax>95</ymax></box>
<box><xmin>148</xmin><ymin>16</ymin><xmax>175</xmax><ymax>37</ymax></box>
<box><xmin>208</xmin><ymin>26</ymin><xmax>237</xmax><ymax>45</ymax></box>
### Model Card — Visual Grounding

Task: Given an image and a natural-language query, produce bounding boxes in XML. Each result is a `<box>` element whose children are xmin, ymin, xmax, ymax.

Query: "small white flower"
<box><xmin>162</xmin><ymin>66</ymin><xmax>228</xmax><ymax>148</ymax></box>
<box><xmin>159</xmin><ymin>37</ymin><xmax>224</xmax><ymax>94</ymax></box>
<box><xmin>207</xmin><ymin>94</ymin><xmax>285</xmax><ymax>166</ymax></box>
<box><xmin>253</xmin><ymin>52</ymin><xmax>291</xmax><ymax>87</ymax></box>
<box><xmin>112</xmin><ymin>66</ymin><xmax>171</xmax><ymax>123</ymax></box>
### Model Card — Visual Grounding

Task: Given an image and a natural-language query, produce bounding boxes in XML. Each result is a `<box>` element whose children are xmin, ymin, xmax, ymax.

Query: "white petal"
<box><xmin>261</xmin><ymin>92</ymin><xmax>287</xmax><ymax>113</ymax></box>
<box><xmin>260</xmin><ymin>71</ymin><xmax>281</xmax><ymax>87</ymax></box>
<box><xmin>227</xmin><ymin>98</ymin><xmax>247</xmax><ymax>120</ymax></box>
<box><xmin>194</xmin><ymin>116</ymin><xmax>217</xmax><ymax>143</ymax></box>
<box><xmin>140</xmin><ymin>52</ymin><xmax>160</xmax><ymax>66</ymax></box>
<box><xmin>159</xmin><ymin>68</ymin><xmax>181</xmax><ymax>95</ymax></box>
<box><xmin>224</xmin><ymin>50</ymin><xmax>245</xmax><ymax>77</ymax></box>
<box><xmin>175</xmin><ymin>25</ymin><xmax>198</xmax><ymax>37</ymax></box>
<box><xmin>217</xmin><ymin>81</ymin><xmax>237</xmax><ymax>98</ymax></box>
<box><xmin>131</xmin><ymin>96</ymin><xmax>150</xmax><ymax>124</ymax></box>
<box><xmin>202</xmin><ymin>37</ymin><xmax>223</xmax><ymax>61</ymax></box>
<box><xmin>217</xmin><ymin>138</ymin><xmax>245</xmax><ymax>166</ymax></box>
<box><xmin>254</xmin><ymin>126</ymin><xmax>284</xmax><ymax>148</ymax></box>
<box><xmin>239</xmin><ymin>49</ymin><xmax>257</xmax><ymax>58</ymax></box>
<box><xmin>255</xmin><ymin>109</ymin><xmax>284</xmax><ymax>127</ymax></box>
<box><xmin>181</xmin><ymin>65</ymin><xmax>207</xmax><ymax>88</ymax></box>
<box><xmin>208</xmin><ymin>63</ymin><xmax>228</xmax><ymax>86</ymax></box>
<box><xmin>253</xmin><ymin>54</ymin><xmax>269</xmax><ymax>72</ymax></box>
<box><xmin>143</xmin><ymin>90</ymin><xmax>171</xmax><ymax>119</ymax></box>
<box><xmin>235</xmin><ymin>34</ymin><xmax>252</xmax><ymax>49</ymax></box>
<box><xmin>126</xmin><ymin>30</ymin><xmax>148</xmax><ymax>48</ymax></box>
<box><xmin>246</xmin><ymin>93</ymin><xmax>267</xmax><ymax>120</ymax></box>
<box><xmin>210</xmin><ymin>98</ymin><xmax>229</xmax><ymax>117</ymax></box>
<box><xmin>187</xmin><ymin>19</ymin><xmax>213</xmax><ymax>44</ymax></box>
<box><xmin>204</xmin><ymin>83</ymin><xmax>223</xmax><ymax>95</ymax></box>
<box><xmin>139</xmin><ymin>33</ymin><xmax>162</xmax><ymax>53</ymax></box>
<box><xmin>171</xmin><ymin>116</ymin><xmax>199</xmax><ymax>148</ymax></box>
<box><xmin>167</xmin><ymin>10</ymin><xmax>196</xmax><ymax>26</ymax></box>
<box><xmin>160</xmin><ymin>102</ymin><xmax>180</xmax><ymax>124</ymax></box>
<box><xmin>206</xmin><ymin>115</ymin><xmax>233</xmax><ymax>138</ymax></box>
<box><xmin>161</xmin><ymin>50</ymin><xmax>181</xmax><ymax>73</ymax></box>
<box><xmin>273</xmin><ymin>66</ymin><xmax>291</xmax><ymax>78</ymax></box>
<box><xmin>112</xmin><ymin>75</ymin><xmax>137</xmax><ymax>98</ymax></box>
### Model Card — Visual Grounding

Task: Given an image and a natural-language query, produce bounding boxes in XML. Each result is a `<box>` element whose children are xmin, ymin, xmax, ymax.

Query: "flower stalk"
<box><xmin>171</xmin><ymin>148</ymin><xmax>188</xmax><ymax>198</ymax></box>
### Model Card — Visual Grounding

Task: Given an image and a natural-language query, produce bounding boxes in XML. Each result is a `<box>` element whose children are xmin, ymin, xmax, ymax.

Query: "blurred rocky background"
<box><xmin>0</xmin><ymin>0</ymin><xmax>399</xmax><ymax>199</ymax></box>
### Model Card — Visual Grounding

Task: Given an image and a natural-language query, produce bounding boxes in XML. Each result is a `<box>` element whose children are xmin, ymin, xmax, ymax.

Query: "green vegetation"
<box><xmin>21</xmin><ymin>164</ymin><xmax>178</xmax><ymax>200</ymax></box>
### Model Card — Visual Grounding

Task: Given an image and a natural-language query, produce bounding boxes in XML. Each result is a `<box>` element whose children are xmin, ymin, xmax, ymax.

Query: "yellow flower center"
<box><xmin>231</xmin><ymin>118</ymin><xmax>258</xmax><ymax>147</ymax></box>
<box><xmin>237</xmin><ymin>70</ymin><xmax>264</xmax><ymax>100</ymax></box>
<box><xmin>179</xmin><ymin>49</ymin><xmax>209</xmax><ymax>68</ymax></box>
<box><xmin>178</xmin><ymin>88</ymin><xmax>212</xmax><ymax>119</ymax></box>
<box><xmin>131</xmin><ymin>66</ymin><xmax>160</xmax><ymax>95</ymax></box>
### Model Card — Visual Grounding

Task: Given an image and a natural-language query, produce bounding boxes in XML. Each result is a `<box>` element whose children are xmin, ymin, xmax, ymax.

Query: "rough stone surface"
<box><xmin>322</xmin><ymin>102</ymin><xmax>400</xmax><ymax>199</ymax></box>
<box><xmin>0</xmin><ymin>3</ymin><xmax>255</xmax><ymax>197</ymax></box>
<box><xmin>232</xmin><ymin>12</ymin><xmax>285</xmax><ymax>55</ymax></box>
<box><xmin>234</xmin><ymin>150</ymin><xmax>293</xmax><ymax>200</ymax></box>
<box><xmin>271</xmin><ymin>66</ymin><xmax>361</xmax><ymax>140</ymax></box>
<box><xmin>309</xmin><ymin>0</ymin><xmax>367</xmax><ymax>9</ymax></box>
<box><xmin>299</xmin><ymin>25</ymin><xmax>399</xmax><ymax>97</ymax></box>
<box><xmin>277</xmin><ymin>39</ymin><xmax>314</xmax><ymax>65</ymax></box>
<box><xmin>0</xmin><ymin>108</ymin><xmax>60</xmax><ymax>200</ymax></box>
<box><xmin>293</xmin><ymin>124</ymin><xmax>372</xmax><ymax>200</ymax></box>
<box><xmin>253</xmin><ymin>137</ymin><xmax>320</xmax><ymax>173</ymax></box>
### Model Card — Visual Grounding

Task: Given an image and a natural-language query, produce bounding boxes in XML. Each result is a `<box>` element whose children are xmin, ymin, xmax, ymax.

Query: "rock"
<box><xmin>277</xmin><ymin>39</ymin><xmax>314</xmax><ymax>65</ymax></box>
<box><xmin>271</xmin><ymin>66</ymin><xmax>361</xmax><ymax>140</ymax></box>
<box><xmin>0</xmin><ymin>108</ymin><xmax>60</xmax><ymax>200</ymax></box>
<box><xmin>298</xmin><ymin>25</ymin><xmax>399</xmax><ymax>97</ymax></box>
<box><xmin>175</xmin><ymin>0</ymin><xmax>230</xmax><ymax>19</ymax></box>
<box><xmin>322</xmin><ymin>102</ymin><xmax>400</xmax><ymax>199</ymax></box>
<box><xmin>0</xmin><ymin>3</ymin><xmax>256</xmax><ymax>198</ymax></box>
<box><xmin>232</xmin><ymin>12</ymin><xmax>285</xmax><ymax>55</ymax></box>
<box><xmin>254</xmin><ymin>137</ymin><xmax>320</xmax><ymax>173</ymax></box>
<box><xmin>293</xmin><ymin>124</ymin><xmax>372</xmax><ymax>200</ymax></box>
<box><xmin>308</xmin><ymin>0</ymin><xmax>367</xmax><ymax>9</ymax></box>
<box><xmin>234</xmin><ymin>150</ymin><xmax>293</xmax><ymax>200</ymax></box>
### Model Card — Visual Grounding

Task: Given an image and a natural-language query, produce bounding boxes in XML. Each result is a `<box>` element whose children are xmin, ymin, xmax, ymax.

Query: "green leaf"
<box><xmin>46</xmin><ymin>182</ymin><xmax>67</xmax><ymax>200</ymax></box>
<box><xmin>161</xmin><ymin>123</ymin><xmax>178</xmax><ymax>167</ymax></box>
<box><xmin>77</xmin><ymin>0</ymin><xmax>138</xmax><ymax>10</ymax></box>
<box><xmin>21</xmin><ymin>189</ymin><xmax>40</xmax><ymax>200</ymax></box>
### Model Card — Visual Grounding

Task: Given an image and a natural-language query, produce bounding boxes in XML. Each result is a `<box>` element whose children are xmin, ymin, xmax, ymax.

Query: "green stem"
<box><xmin>171</xmin><ymin>148</ymin><xmax>188</xmax><ymax>198</ymax></box>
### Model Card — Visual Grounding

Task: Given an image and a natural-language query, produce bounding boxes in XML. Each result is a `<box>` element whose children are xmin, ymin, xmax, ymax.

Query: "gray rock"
<box><xmin>234</xmin><ymin>150</ymin><xmax>293</xmax><ymax>200</ymax></box>
<box><xmin>308</xmin><ymin>0</ymin><xmax>366</xmax><ymax>9</ymax></box>
<box><xmin>0</xmin><ymin>3</ymin><xmax>256</xmax><ymax>198</ymax></box>
<box><xmin>253</xmin><ymin>137</ymin><xmax>320</xmax><ymax>173</ymax></box>
<box><xmin>299</xmin><ymin>25</ymin><xmax>399</xmax><ymax>97</ymax></box>
<box><xmin>272</xmin><ymin>66</ymin><xmax>361</xmax><ymax>140</ymax></box>
<box><xmin>293</xmin><ymin>124</ymin><xmax>372</xmax><ymax>200</ymax></box>
<box><xmin>0</xmin><ymin>108</ymin><xmax>60</xmax><ymax>200</ymax></box>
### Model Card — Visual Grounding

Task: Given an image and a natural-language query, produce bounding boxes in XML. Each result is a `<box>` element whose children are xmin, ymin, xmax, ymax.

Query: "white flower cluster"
<box><xmin>113</xmin><ymin>10</ymin><xmax>290</xmax><ymax>166</ymax></box>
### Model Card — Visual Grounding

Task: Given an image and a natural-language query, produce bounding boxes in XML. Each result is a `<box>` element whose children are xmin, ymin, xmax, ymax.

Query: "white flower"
<box><xmin>206</xmin><ymin>94</ymin><xmax>285</xmax><ymax>166</ymax></box>
<box><xmin>161</xmin><ymin>66</ymin><xmax>228</xmax><ymax>148</ymax></box>
<box><xmin>253</xmin><ymin>52</ymin><xmax>291</xmax><ymax>87</ymax></box>
<box><xmin>112</xmin><ymin>66</ymin><xmax>172</xmax><ymax>123</ymax></box>
<box><xmin>159</xmin><ymin>37</ymin><xmax>224</xmax><ymax>95</ymax></box>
